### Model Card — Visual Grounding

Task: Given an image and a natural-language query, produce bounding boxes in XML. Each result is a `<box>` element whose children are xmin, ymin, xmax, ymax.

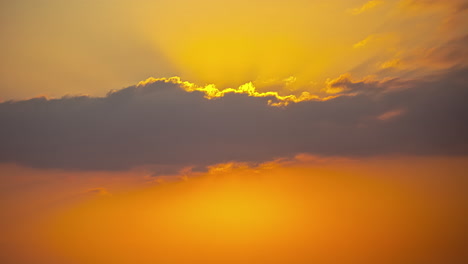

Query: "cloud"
<box><xmin>353</xmin><ymin>36</ymin><xmax>374</xmax><ymax>48</ymax></box>
<box><xmin>135</xmin><ymin>76</ymin><xmax>324</xmax><ymax>106</ymax></box>
<box><xmin>323</xmin><ymin>73</ymin><xmax>380</xmax><ymax>95</ymax></box>
<box><xmin>0</xmin><ymin>67</ymin><xmax>467</xmax><ymax>171</ymax></box>
<box><xmin>417</xmin><ymin>34</ymin><xmax>468</xmax><ymax>68</ymax></box>
<box><xmin>377</xmin><ymin>108</ymin><xmax>406</xmax><ymax>121</ymax></box>
<box><xmin>349</xmin><ymin>0</ymin><xmax>384</xmax><ymax>15</ymax></box>
<box><xmin>401</xmin><ymin>0</ymin><xmax>468</xmax><ymax>10</ymax></box>
<box><xmin>86</xmin><ymin>187</ymin><xmax>111</xmax><ymax>196</ymax></box>
<box><xmin>380</xmin><ymin>59</ymin><xmax>402</xmax><ymax>69</ymax></box>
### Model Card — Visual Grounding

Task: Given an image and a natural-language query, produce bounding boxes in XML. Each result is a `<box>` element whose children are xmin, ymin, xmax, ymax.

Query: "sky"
<box><xmin>1</xmin><ymin>0</ymin><xmax>468</xmax><ymax>263</ymax></box>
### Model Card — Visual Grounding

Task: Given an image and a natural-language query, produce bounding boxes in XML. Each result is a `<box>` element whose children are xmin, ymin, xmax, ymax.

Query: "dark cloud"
<box><xmin>0</xmin><ymin>68</ymin><xmax>467</xmax><ymax>171</ymax></box>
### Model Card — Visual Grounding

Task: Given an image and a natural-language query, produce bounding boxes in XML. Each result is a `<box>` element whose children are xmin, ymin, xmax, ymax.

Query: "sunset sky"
<box><xmin>1</xmin><ymin>0</ymin><xmax>467</xmax><ymax>263</ymax></box>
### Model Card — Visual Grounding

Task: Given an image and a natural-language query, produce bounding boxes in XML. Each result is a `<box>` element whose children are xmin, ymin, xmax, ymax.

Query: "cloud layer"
<box><xmin>1</xmin><ymin>67</ymin><xmax>467</xmax><ymax>171</ymax></box>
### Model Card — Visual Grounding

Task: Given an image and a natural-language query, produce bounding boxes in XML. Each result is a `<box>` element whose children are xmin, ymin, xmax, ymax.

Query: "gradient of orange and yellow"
<box><xmin>1</xmin><ymin>0</ymin><xmax>466</xmax><ymax>99</ymax></box>
<box><xmin>1</xmin><ymin>156</ymin><xmax>467</xmax><ymax>264</ymax></box>
<box><xmin>1</xmin><ymin>1</ymin><xmax>468</xmax><ymax>263</ymax></box>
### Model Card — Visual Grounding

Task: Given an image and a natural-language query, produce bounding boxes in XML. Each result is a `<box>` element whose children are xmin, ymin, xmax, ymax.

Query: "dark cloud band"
<box><xmin>1</xmin><ymin>68</ymin><xmax>467</xmax><ymax>171</ymax></box>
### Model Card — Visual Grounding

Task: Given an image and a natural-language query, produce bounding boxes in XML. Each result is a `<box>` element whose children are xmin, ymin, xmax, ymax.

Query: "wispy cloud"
<box><xmin>349</xmin><ymin>0</ymin><xmax>384</xmax><ymax>15</ymax></box>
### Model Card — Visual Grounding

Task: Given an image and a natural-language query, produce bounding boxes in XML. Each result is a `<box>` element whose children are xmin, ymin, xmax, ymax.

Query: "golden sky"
<box><xmin>1</xmin><ymin>0</ymin><xmax>467</xmax><ymax>263</ymax></box>
<box><xmin>1</xmin><ymin>0</ymin><xmax>466</xmax><ymax>99</ymax></box>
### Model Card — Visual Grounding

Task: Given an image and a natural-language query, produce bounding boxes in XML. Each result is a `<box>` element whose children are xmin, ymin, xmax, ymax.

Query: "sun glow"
<box><xmin>161</xmin><ymin>180</ymin><xmax>293</xmax><ymax>246</ymax></box>
<box><xmin>2</xmin><ymin>157</ymin><xmax>467</xmax><ymax>263</ymax></box>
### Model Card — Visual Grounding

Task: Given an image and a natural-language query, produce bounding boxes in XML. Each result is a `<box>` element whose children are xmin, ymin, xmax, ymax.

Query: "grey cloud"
<box><xmin>0</xmin><ymin>68</ymin><xmax>467</xmax><ymax>171</ymax></box>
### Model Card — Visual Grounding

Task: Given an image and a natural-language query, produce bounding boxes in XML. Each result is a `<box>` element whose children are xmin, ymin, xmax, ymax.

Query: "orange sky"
<box><xmin>1</xmin><ymin>156</ymin><xmax>467</xmax><ymax>263</ymax></box>
<box><xmin>1</xmin><ymin>1</ymin><xmax>468</xmax><ymax>263</ymax></box>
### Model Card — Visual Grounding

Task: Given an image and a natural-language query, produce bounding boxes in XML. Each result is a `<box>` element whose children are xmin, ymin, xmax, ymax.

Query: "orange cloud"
<box><xmin>85</xmin><ymin>187</ymin><xmax>111</xmax><ymax>196</ymax></box>
<box><xmin>377</xmin><ymin>108</ymin><xmax>406</xmax><ymax>120</ymax></box>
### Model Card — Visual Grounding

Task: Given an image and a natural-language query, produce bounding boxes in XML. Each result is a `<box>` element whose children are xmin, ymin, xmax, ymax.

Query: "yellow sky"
<box><xmin>1</xmin><ymin>0</ymin><xmax>466</xmax><ymax>99</ymax></box>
